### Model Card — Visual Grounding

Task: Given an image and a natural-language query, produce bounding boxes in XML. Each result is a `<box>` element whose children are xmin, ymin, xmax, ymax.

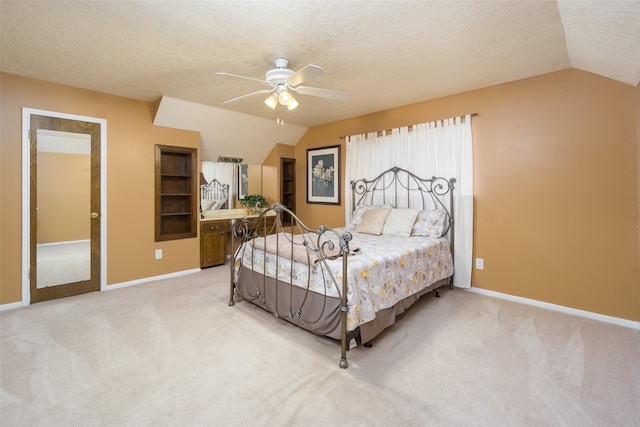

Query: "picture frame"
<box><xmin>307</xmin><ymin>145</ymin><xmax>340</xmax><ymax>205</ymax></box>
<box><xmin>238</xmin><ymin>164</ymin><xmax>248</xmax><ymax>200</ymax></box>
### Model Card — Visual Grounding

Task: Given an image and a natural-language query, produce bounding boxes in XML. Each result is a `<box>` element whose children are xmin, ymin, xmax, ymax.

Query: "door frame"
<box><xmin>21</xmin><ymin>108</ymin><xmax>107</xmax><ymax>306</ymax></box>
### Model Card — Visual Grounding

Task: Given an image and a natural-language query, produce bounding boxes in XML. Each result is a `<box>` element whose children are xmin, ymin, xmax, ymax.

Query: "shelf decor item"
<box><xmin>239</xmin><ymin>194</ymin><xmax>268</xmax><ymax>214</ymax></box>
<box><xmin>307</xmin><ymin>145</ymin><xmax>340</xmax><ymax>205</ymax></box>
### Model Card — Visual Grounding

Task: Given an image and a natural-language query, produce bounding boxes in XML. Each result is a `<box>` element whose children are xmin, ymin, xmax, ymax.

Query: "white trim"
<box><xmin>465</xmin><ymin>287</ymin><xmax>640</xmax><ymax>331</ymax></box>
<box><xmin>3</xmin><ymin>269</ymin><xmax>200</xmax><ymax>311</ymax></box>
<box><xmin>104</xmin><ymin>268</ymin><xmax>201</xmax><ymax>291</ymax></box>
<box><xmin>22</xmin><ymin>108</ymin><xmax>107</xmax><ymax>306</ymax></box>
<box><xmin>0</xmin><ymin>301</ymin><xmax>24</xmax><ymax>312</ymax></box>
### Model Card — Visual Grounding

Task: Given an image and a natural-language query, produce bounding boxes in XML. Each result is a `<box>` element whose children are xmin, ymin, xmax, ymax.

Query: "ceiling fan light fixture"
<box><xmin>287</xmin><ymin>96</ymin><xmax>299</xmax><ymax>110</ymax></box>
<box><xmin>220</xmin><ymin>58</ymin><xmax>348</xmax><ymax>110</ymax></box>
<box><xmin>264</xmin><ymin>94</ymin><xmax>278</xmax><ymax>109</ymax></box>
<box><xmin>278</xmin><ymin>89</ymin><xmax>292</xmax><ymax>105</ymax></box>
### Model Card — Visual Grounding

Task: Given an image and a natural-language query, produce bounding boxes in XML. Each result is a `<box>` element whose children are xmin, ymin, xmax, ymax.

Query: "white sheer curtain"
<box><xmin>345</xmin><ymin>115</ymin><xmax>473</xmax><ymax>288</ymax></box>
<box><xmin>201</xmin><ymin>161</ymin><xmax>235</xmax><ymax>206</ymax></box>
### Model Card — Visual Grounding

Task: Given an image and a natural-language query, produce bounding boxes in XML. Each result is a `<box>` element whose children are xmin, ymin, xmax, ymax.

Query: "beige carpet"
<box><xmin>1</xmin><ymin>266</ymin><xmax>639</xmax><ymax>426</ymax></box>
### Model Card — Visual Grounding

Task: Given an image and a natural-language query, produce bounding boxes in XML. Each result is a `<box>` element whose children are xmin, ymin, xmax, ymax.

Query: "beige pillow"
<box><xmin>348</xmin><ymin>204</ymin><xmax>392</xmax><ymax>229</ymax></box>
<box><xmin>355</xmin><ymin>206</ymin><xmax>392</xmax><ymax>235</ymax></box>
<box><xmin>382</xmin><ymin>208</ymin><xmax>420</xmax><ymax>237</ymax></box>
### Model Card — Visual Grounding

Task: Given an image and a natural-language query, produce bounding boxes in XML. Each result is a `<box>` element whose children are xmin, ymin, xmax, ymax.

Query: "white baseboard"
<box><xmin>0</xmin><ymin>301</ymin><xmax>24</xmax><ymax>312</ymax></box>
<box><xmin>3</xmin><ymin>275</ymin><xmax>636</xmax><ymax>332</ymax></box>
<box><xmin>465</xmin><ymin>287</ymin><xmax>640</xmax><ymax>331</ymax></box>
<box><xmin>0</xmin><ymin>268</ymin><xmax>202</xmax><ymax>311</ymax></box>
<box><xmin>105</xmin><ymin>268</ymin><xmax>201</xmax><ymax>291</ymax></box>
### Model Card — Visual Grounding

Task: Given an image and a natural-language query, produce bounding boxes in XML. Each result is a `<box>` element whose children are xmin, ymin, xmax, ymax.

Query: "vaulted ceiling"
<box><xmin>2</xmin><ymin>1</ymin><xmax>639</xmax><ymax>163</ymax></box>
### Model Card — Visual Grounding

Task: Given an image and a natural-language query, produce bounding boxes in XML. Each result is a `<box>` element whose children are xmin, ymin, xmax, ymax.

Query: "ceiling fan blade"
<box><xmin>223</xmin><ymin>88</ymin><xmax>273</xmax><ymax>104</ymax></box>
<box><xmin>287</xmin><ymin>65</ymin><xmax>325</xmax><ymax>86</ymax></box>
<box><xmin>216</xmin><ymin>72</ymin><xmax>267</xmax><ymax>85</ymax></box>
<box><xmin>292</xmin><ymin>85</ymin><xmax>350</xmax><ymax>102</ymax></box>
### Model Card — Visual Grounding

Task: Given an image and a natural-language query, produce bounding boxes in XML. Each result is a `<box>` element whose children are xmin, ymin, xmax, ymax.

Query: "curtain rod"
<box><xmin>339</xmin><ymin>112</ymin><xmax>478</xmax><ymax>139</ymax></box>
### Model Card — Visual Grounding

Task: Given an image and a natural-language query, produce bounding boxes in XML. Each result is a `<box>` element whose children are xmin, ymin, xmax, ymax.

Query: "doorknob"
<box><xmin>90</xmin><ymin>212</ymin><xmax>99</xmax><ymax>219</ymax></box>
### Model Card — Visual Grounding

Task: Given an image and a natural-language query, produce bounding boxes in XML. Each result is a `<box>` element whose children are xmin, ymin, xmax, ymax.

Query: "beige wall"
<box><xmin>293</xmin><ymin>69</ymin><xmax>639</xmax><ymax>322</ymax></box>
<box><xmin>262</xmin><ymin>143</ymin><xmax>296</xmax><ymax>205</ymax></box>
<box><xmin>1</xmin><ymin>73</ymin><xmax>200</xmax><ymax>303</ymax></box>
<box><xmin>637</xmin><ymin>81</ymin><xmax>640</xmax><ymax>276</ymax></box>
<box><xmin>2</xmin><ymin>69</ymin><xmax>638</xmax><ymax>323</ymax></box>
<box><xmin>247</xmin><ymin>164</ymin><xmax>263</xmax><ymax>197</ymax></box>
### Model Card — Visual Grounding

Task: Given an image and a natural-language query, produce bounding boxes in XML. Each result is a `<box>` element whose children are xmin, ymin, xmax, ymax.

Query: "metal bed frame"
<box><xmin>229</xmin><ymin>166</ymin><xmax>455</xmax><ymax>368</ymax></box>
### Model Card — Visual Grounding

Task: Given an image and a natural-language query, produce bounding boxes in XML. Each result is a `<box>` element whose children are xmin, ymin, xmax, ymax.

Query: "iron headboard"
<box><xmin>350</xmin><ymin>166</ymin><xmax>456</xmax><ymax>239</ymax></box>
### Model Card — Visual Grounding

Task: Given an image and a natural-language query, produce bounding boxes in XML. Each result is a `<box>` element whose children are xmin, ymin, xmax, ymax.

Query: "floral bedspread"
<box><xmin>235</xmin><ymin>228</ymin><xmax>453</xmax><ymax>332</ymax></box>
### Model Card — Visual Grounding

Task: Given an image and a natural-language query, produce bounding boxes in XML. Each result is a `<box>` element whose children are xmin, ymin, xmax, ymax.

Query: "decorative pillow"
<box><xmin>355</xmin><ymin>206</ymin><xmax>393</xmax><ymax>235</ymax></box>
<box><xmin>349</xmin><ymin>204</ymin><xmax>392</xmax><ymax>229</ymax></box>
<box><xmin>382</xmin><ymin>208</ymin><xmax>420</xmax><ymax>237</ymax></box>
<box><xmin>201</xmin><ymin>199</ymin><xmax>216</xmax><ymax>211</ymax></box>
<box><xmin>411</xmin><ymin>209</ymin><xmax>447</xmax><ymax>237</ymax></box>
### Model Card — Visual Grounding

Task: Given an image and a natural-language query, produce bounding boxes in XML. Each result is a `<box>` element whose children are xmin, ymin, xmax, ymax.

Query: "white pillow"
<box><xmin>355</xmin><ymin>206</ymin><xmax>392</xmax><ymax>235</ymax></box>
<box><xmin>382</xmin><ymin>209</ymin><xmax>420</xmax><ymax>237</ymax></box>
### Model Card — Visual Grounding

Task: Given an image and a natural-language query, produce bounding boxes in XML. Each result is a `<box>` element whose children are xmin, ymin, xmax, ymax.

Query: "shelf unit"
<box><xmin>155</xmin><ymin>145</ymin><xmax>197</xmax><ymax>241</ymax></box>
<box><xmin>281</xmin><ymin>158</ymin><xmax>295</xmax><ymax>223</ymax></box>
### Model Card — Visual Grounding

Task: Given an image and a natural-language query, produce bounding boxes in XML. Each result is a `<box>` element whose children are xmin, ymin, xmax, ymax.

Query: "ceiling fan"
<box><xmin>217</xmin><ymin>58</ymin><xmax>349</xmax><ymax>110</ymax></box>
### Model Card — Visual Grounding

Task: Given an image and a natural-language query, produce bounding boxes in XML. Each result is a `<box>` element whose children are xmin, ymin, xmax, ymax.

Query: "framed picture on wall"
<box><xmin>307</xmin><ymin>145</ymin><xmax>340</xmax><ymax>205</ymax></box>
<box><xmin>238</xmin><ymin>164</ymin><xmax>249</xmax><ymax>200</ymax></box>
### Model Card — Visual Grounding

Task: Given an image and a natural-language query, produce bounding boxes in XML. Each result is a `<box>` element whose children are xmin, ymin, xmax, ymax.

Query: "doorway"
<box><xmin>22</xmin><ymin>109</ymin><xmax>106</xmax><ymax>304</ymax></box>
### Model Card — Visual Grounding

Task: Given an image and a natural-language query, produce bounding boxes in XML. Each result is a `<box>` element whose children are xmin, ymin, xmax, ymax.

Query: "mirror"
<box><xmin>238</xmin><ymin>164</ymin><xmax>249</xmax><ymax>200</ymax></box>
<box><xmin>200</xmin><ymin>161</ymin><xmax>263</xmax><ymax>210</ymax></box>
<box><xmin>200</xmin><ymin>161</ymin><xmax>235</xmax><ymax>210</ymax></box>
<box><xmin>244</xmin><ymin>164</ymin><xmax>263</xmax><ymax>196</ymax></box>
<box><xmin>36</xmin><ymin>129</ymin><xmax>91</xmax><ymax>288</ymax></box>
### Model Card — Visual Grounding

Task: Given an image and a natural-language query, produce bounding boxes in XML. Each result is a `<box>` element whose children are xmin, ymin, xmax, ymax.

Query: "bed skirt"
<box><xmin>236</xmin><ymin>265</ymin><xmax>451</xmax><ymax>345</ymax></box>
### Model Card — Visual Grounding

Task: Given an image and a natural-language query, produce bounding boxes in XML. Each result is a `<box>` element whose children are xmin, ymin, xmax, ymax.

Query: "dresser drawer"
<box><xmin>201</xmin><ymin>220</ymin><xmax>228</xmax><ymax>234</ymax></box>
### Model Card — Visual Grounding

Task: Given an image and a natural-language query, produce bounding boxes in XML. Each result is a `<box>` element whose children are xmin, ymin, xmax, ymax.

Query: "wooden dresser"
<box><xmin>200</xmin><ymin>209</ymin><xmax>276</xmax><ymax>268</ymax></box>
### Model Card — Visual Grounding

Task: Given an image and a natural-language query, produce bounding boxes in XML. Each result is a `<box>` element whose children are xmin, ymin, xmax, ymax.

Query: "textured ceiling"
<box><xmin>1</xmin><ymin>1</ymin><xmax>639</xmax><ymax>163</ymax></box>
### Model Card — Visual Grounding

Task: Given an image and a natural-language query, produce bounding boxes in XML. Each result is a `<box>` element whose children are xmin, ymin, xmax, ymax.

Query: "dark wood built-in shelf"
<box><xmin>281</xmin><ymin>158</ymin><xmax>295</xmax><ymax>224</ymax></box>
<box><xmin>155</xmin><ymin>145</ymin><xmax>197</xmax><ymax>241</ymax></box>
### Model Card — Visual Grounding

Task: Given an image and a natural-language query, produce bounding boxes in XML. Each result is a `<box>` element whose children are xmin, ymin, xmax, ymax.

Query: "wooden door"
<box><xmin>29</xmin><ymin>115</ymin><xmax>101</xmax><ymax>303</ymax></box>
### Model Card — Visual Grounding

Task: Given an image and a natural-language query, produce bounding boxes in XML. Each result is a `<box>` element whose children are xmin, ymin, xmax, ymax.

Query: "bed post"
<box><xmin>229</xmin><ymin>218</ymin><xmax>237</xmax><ymax>306</ymax></box>
<box><xmin>448</xmin><ymin>178</ymin><xmax>456</xmax><ymax>290</ymax></box>
<box><xmin>339</xmin><ymin>248</ymin><xmax>349</xmax><ymax>369</ymax></box>
<box><xmin>350</xmin><ymin>180</ymin><xmax>356</xmax><ymax>218</ymax></box>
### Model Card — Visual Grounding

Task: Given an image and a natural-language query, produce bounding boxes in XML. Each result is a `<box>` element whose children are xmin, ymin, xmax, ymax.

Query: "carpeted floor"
<box><xmin>1</xmin><ymin>266</ymin><xmax>639</xmax><ymax>426</ymax></box>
